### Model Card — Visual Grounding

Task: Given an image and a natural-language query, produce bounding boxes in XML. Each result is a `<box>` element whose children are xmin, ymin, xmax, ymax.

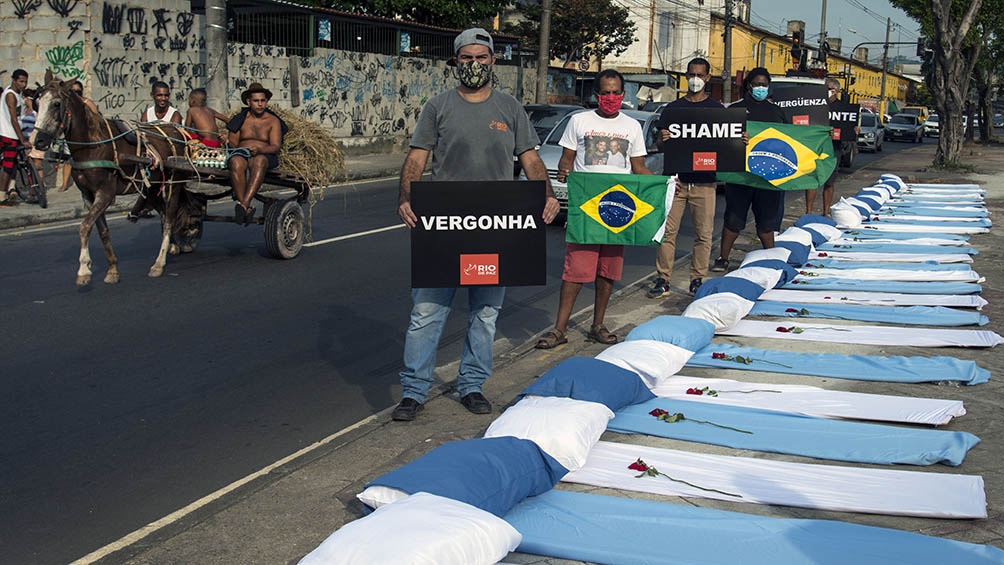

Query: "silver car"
<box><xmin>857</xmin><ymin>112</ymin><xmax>885</xmax><ymax>152</ymax></box>
<box><xmin>522</xmin><ymin>109</ymin><xmax>664</xmax><ymax>214</ymax></box>
<box><xmin>886</xmin><ymin>113</ymin><xmax>924</xmax><ymax>143</ymax></box>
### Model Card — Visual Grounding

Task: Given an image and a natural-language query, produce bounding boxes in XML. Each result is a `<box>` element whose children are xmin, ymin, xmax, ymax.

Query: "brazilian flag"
<box><xmin>717</xmin><ymin>121</ymin><xmax>836</xmax><ymax>191</ymax></box>
<box><xmin>566</xmin><ymin>172</ymin><xmax>671</xmax><ymax>246</ymax></box>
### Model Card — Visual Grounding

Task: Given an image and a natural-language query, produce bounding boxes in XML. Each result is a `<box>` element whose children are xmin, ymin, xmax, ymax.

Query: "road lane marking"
<box><xmin>304</xmin><ymin>223</ymin><xmax>405</xmax><ymax>247</ymax></box>
<box><xmin>70</xmin><ymin>412</ymin><xmax>385</xmax><ymax>564</ymax></box>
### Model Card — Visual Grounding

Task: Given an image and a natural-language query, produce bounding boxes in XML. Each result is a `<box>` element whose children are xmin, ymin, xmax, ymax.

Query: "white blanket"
<box><xmin>718</xmin><ymin>319</ymin><xmax>1004</xmax><ymax>348</ymax></box>
<box><xmin>873</xmin><ymin>214</ymin><xmax>986</xmax><ymax>223</ymax></box>
<box><xmin>650</xmin><ymin>376</ymin><xmax>965</xmax><ymax>425</ymax></box>
<box><xmin>795</xmin><ymin>268</ymin><xmax>981</xmax><ymax>282</ymax></box>
<box><xmin>810</xmin><ymin>251</ymin><xmax>974</xmax><ymax>263</ymax></box>
<box><xmin>843</xmin><ymin>224</ymin><xmax>989</xmax><ymax>234</ymax></box>
<box><xmin>563</xmin><ymin>441</ymin><xmax>987</xmax><ymax>518</ymax></box>
<box><xmin>829</xmin><ymin>236</ymin><xmax>970</xmax><ymax>247</ymax></box>
<box><xmin>760</xmin><ymin>289</ymin><xmax>988</xmax><ymax>309</ymax></box>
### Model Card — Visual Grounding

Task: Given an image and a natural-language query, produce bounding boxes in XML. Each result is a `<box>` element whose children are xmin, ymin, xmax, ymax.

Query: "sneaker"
<box><xmin>646</xmin><ymin>277</ymin><xmax>671</xmax><ymax>299</ymax></box>
<box><xmin>689</xmin><ymin>278</ymin><xmax>703</xmax><ymax>294</ymax></box>
<box><xmin>711</xmin><ymin>257</ymin><xmax>729</xmax><ymax>272</ymax></box>
<box><xmin>460</xmin><ymin>391</ymin><xmax>492</xmax><ymax>415</ymax></box>
<box><xmin>391</xmin><ymin>397</ymin><xmax>423</xmax><ymax>421</ymax></box>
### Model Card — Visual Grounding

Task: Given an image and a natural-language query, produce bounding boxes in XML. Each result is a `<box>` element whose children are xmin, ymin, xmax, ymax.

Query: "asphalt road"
<box><xmin>0</xmin><ymin>137</ymin><xmax>920</xmax><ymax>563</ymax></box>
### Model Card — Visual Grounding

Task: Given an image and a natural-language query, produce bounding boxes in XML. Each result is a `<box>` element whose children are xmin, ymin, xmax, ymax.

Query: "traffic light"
<box><xmin>791</xmin><ymin>30</ymin><xmax>804</xmax><ymax>69</ymax></box>
<box><xmin>916</xmin><ymin>37</ymin><xmax>926</xmax><ymax>57</ymax></box>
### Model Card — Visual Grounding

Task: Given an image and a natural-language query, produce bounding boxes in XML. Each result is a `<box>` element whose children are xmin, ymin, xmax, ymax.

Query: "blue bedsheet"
<box><xmin>685</xmin><ymin>343</ymin><xmax>990</xmax><ymax>385</ymax></box>
<box><xmin>750</xmin><ymin>301</ymin><xmax>989</xmax><ymax>326</ymax></box>
<box><xmin>841</xmin><ymin>229</ymin><xmax>970</xmax><ymax>241</ymax></box>
<box><xmin>817</xmin><ymin>242</ymin><xmax>977</xmax><ymax>254</ymax></box>
<box><xmin>802</xmin><ymin>259</ymin><xmax>972</xmax><ymax>271</ymax></box>
<box><xmin>782</xmin><ymin>278</ymin><xmax>982</xmax><ymax>295</ymax></box>
<box><xmin>879</xmin><ymin>206</ymin><xmax>989</xmax><ymax>218</ymax></box>
<box><xmin>505</xmin><ymin>490</ymin><xmax>1004</xmax><ymax>565</ymax></box>
<box><xmin>608</xmin><ymin>397</ymin><xmax>979</xmax><ymax>466</ymax></box>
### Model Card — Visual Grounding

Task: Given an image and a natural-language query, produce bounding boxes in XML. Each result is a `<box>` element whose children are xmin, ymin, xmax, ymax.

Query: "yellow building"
<box><xmin>706</xmin><ymin>15</ymin><xmax>917</xmax><ymax>116</ymax></box>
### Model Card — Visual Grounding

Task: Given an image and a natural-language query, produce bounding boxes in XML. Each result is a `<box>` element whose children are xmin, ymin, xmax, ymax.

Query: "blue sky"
<box><xmin>747</xmin><ymin>0</ymin><xmax>921</xmax><ymax>62</ymax></box>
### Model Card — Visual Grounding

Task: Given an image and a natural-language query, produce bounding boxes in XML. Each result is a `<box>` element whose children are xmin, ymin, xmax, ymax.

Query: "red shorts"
<box><xmin>1</xmin><ymin>136</ymin><xmax>17</xmax><ymax>175</ymax></box>
<box><xmin>562</xmin><ymin>242</ymin><xmax>625</xmax><ymax>283</ymax></box>
<box><xmin>199</xmin><ymin>138</ymin><xmax>222</xmax><ymax>148</ymax></box>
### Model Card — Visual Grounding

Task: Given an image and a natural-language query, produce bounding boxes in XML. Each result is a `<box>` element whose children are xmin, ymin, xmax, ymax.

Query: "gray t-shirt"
<box><xmin>410</xmin><ymin>89</ymin><xmax>538</xmax><ymax>181</ymax></box>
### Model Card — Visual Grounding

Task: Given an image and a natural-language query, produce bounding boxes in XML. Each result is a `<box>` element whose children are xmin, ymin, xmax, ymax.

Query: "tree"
<box><xmin>304</xmin><ymin>0</ymin><xmax>510</xmax><ymax>29</ymax></box>
<box><xmin>890</xmin><ymin>0</ymin><xmax>985</xmax><ymax>167</ymax></box>
<box><xmin>505</xmin><ymin>0</ymin><xmax>636</xmax><ymax>65</ymax></box>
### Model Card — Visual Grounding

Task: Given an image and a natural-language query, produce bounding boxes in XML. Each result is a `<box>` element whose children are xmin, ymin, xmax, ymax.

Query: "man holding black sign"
<box><xmin>805</xmin><ymin>78</ymin><xmax>856</xmax><ymax>216</ymax></box>
<box><xmin>648</xmin><ymin>57</ymin><xmax>723</xmax><ymax>297</ymax></box>
<box><xmin>392</xmin><ymin>28</ymin><xmax>559</xmax><ymax>421</ymax></box>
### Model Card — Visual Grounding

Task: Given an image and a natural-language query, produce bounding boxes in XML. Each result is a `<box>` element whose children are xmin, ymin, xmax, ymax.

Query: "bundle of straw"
<box><xmin>271</xmin><ymin>106</ymin><xmax>347</xmax><ymax>189</ymax></box>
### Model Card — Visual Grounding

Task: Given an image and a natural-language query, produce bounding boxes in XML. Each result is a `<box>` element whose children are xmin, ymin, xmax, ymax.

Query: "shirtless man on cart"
<box><xmin>227</xmin><ymin>82</ymin><xmax>282</xmax><ymax>225</ymax></box>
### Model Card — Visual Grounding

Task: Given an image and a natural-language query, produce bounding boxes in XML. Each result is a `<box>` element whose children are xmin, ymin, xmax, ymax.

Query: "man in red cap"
<box><xmin>227</xmin><ymin>82</ymin><xmax>282</xmax><ymax>225</ymax></box>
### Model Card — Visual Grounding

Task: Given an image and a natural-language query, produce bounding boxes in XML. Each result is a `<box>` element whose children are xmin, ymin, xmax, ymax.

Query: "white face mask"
<box><xmin>688</xmin><ymin>76</ymin><xmax>706</xmax><ymax>93</ymax></box>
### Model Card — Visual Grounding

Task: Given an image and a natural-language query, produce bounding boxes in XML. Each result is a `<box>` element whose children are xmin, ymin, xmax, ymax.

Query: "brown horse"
<box><xmin>33</xmin><ymin>72</ymin><xmax>199</xmax><ymax>285</ymax></box>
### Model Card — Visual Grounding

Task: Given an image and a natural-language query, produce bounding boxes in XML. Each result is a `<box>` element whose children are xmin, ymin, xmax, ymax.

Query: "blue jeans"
<box><xmin>400</xmin><ymin>286</ymin><xmax>506</xmax><ymax>403</ymax></box>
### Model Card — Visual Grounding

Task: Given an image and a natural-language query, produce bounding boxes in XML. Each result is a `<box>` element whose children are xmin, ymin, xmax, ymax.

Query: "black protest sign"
<box><xmin>410</xmin><ymin>181</ymin><xmax>546</xmax><ymax>288</ymax></box>
<box><xmin>661</xmin><ymin>107</ymin><xmax>747</xmax><ymax>173</ymax></box>
<box><xmin>829</xmin><ymin>101</ymin><xmax>861</xmax><ymax>142</ymax></box>
<box><xmin>771</xmin><ymin>84</ymin><xmax>830</xmax><ymax>126</ymax></box>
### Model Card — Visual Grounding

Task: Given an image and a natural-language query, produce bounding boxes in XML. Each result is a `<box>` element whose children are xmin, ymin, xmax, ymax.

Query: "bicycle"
<box><xmin>12</xmin><ymin>144</ymin><xmax>47</xmax><ymax>208</ymax></box>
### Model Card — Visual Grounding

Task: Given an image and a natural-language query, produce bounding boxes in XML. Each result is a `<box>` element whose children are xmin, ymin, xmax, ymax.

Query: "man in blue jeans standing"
<box><xmin>392</xmin><ymin>28</ymin><xmax>559</xmax><ymax>421</ymax></box>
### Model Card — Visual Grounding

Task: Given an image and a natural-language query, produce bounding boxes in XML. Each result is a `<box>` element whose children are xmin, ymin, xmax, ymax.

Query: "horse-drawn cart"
<box><xmin>158</xmin><ymin>156</ymin><xmax>310</xmax><ymax>260</ymax></box>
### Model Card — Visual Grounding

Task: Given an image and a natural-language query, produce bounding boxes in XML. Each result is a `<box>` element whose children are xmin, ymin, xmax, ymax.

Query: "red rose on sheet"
<box><xmin>818</xmin><ymin>252</ymin><xmax>828</xmax><ymax>257</ymax></box>
<box><xmin>649</xmin><ymin>408</ymin><xmax>669</xmax><ymax>418</ymax></box>
<box><xmin>628</xmin><ymin>459</ymin><xmax>649</xmax><ymax>473</ymax></box>
<box><xmin>785</xmin><ymin>308</ymin><xmax>798</xmax><ymax>313</ymax></box>
<box><xmin>686</xmin><ymin>388</ymin><xmax>704</xmax><ymax>395</ymax></box>
<box><xmin>712</xmin><ymin>352</ymin><xmax>726</xmax><ymax>359</ymax></box>
<box><xmin>776</xmin><ymin>326</ymin><xmax>790</xmax><ymax>333</ymax></box>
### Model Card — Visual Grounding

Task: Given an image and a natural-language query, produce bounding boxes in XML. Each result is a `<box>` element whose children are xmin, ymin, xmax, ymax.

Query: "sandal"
<box><xmin>535</xmin><ymin>329</ymin><xmax>568</xmax><ymax>350</ymax></box>
<box><xmin>587</xmin><ymin>325</ymin><xmax>618</xmax><ymax>345</ymax></box>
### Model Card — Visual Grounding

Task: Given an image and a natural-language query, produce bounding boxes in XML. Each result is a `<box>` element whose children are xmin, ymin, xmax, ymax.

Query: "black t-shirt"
<box><xmin>729</xmin><ymin>97</ymin><xmax>786</xmax><ymax>124</ymax></box>
<box><xmin>656</xmin><ymin>96</ymin><xmax>725</xmax><ymax>183</ymax></box>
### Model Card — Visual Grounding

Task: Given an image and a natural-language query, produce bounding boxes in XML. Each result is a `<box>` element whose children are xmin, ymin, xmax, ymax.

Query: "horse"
<box><xmin>32</xmin><ymin>71</ymin><xmax>200</xmax><ymax>285</ymax></box>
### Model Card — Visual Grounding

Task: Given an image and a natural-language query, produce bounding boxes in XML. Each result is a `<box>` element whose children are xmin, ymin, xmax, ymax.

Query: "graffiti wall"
<box><xmin>1</xmin><ymin>1</ymin><xmax>537</xmax><ymax>150</ymax></box>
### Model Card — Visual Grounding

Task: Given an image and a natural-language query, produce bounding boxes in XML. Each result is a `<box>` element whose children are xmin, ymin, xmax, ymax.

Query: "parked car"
<box><xmin>524</xmin><ymin>104</ymin><xmax>585</xmax><ymax>144</ymax></box>
<box><xmin>899</xmin><ymin>105</ymin><xmax>930</xmax><ymax>124</ymax></box>
<box><xmin>640</xmin><ymin>100</ymin><xmax>671</xmax><ymax>114</ymax></box>
<box><xmin>886</xmin><ymin>113</ymin><xmax>924</xmax><ymax>143</ymax></box>
<box><xmin>520</xmin><ymin>109</ymin><xmax>664</xmax><ymax>216</ymax></box>
<box><xmin>923</xmin><ymin>113</ymin><xmax>940</xmax><ymax>137</ymax></box>
<box><xmin>994</xmin><ymin>113</ymin><xmax>1004</xmax><ymax>128</ymax></box>
<box><xmin>857</xmin><ymin>112</ymin><xmax>885</xmax><ymax>152</ymax></box>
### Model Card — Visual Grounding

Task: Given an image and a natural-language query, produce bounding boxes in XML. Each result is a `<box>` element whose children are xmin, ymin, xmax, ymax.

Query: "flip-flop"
<box><xmin>234</xmin><ymin>203</ymin><xmax>245</xmax><ymax>224</ymax></box>
<box><xmin>244</xmin><ymin>205</ymin><xmax>255</xmax><ymax>226</ymax></box>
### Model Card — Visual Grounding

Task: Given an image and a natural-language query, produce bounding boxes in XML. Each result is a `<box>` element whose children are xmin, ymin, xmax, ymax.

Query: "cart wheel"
<box><xmin>264</xmin><ymin>199</ymin><xmax>304</xmax><ymax>259</ymax></box>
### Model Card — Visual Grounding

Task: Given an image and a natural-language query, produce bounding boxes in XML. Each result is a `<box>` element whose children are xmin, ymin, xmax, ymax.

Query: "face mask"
<box><xmin>597</xmin><ymin>93</ymin><xmax>624</xmax><ymax>114</ymax></box>
<box><xmin>751</xmin><ymin>86</ymin><xmax>769</xmax><ymax>101</ymax></box>
<box><xmin>687</xmin><ymin>77</ymin><xmax>706</xmax><ymax>93</ymax></box>
<box><xmin>457</xmin><ymin>60</ymin><xmax>491</xmax><ymax>89</ymax></box>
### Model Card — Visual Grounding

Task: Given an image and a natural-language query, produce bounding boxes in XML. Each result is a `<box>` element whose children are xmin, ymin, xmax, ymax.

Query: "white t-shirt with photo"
<box><xmin>558</xmin><ymin>110</ymin><xmax>646</xmax><ymax>174</ymax></box>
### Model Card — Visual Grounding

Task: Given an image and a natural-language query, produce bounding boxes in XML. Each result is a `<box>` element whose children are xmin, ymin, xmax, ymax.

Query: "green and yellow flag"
<box><xmin>566</xmin><ymin>172</ymin><xmax>671</xmax><ymax>246</ymax></box>
<box><xmin>717</xmin><ymin>121</ymin><xmax>836</xmax><ymax>191</ymax></box>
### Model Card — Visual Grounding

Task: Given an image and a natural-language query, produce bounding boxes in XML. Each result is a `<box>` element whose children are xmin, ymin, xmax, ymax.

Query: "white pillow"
<box><xmin>595</xmin><ymin>339</ymin><xmax>694</xmax><ymax>387</ymax></box>
<box><xmin>739</xmin><ymin>247</ymin><xmax>791</xmax><ymax>267</ymax></box>
<box><xmin>725</xmin><ymin>266</ymin><xmax>783</xmax><ymax>290</ymax></box>
<box><xmin>802</xmin><ymin>222</ymin><xmax>842</xmax><ymax>242</ymax></box>
<box><xmin>298</xmin><ymin>492</ymin><xmax>521</xmax><ymax>565</ymax></box>
<box><xmin>879</xmin><ymin>174</ymin><xmax>907</xmax><ymax>191</ymax></box>
<box><xmin>682</xmin><ymin>292</ymin><xmax>755</xmax><ymax>331</ymax></box>
<box><xmin>484</xmin><ymin>396</ymin><xmax>613</xmax><ymax>472</ymax></box>
<box><xmin>831</xmin><ymin>199</ymin><xmax>863</xmax><ymax>228</ymax></box>
<box><xmin>843</xmin><ymin>196</ymin><xmax>871</xmax><ymax>213</ymax></box>
<box><xmin>357</xmin><ymin>485</ymin><xmax>410</xmax><ymax>510</ymax></box>
<box><xmin>775</xmin><ymin>226</ymin><xmax>813</xmax><ymax>247</ymax></box>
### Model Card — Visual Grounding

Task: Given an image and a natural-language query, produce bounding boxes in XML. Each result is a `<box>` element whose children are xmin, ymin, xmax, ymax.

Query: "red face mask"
<box><xmin>598</xmin><ymin>93</ymin><xmax>623</xmax><ymax>115</ymax></box>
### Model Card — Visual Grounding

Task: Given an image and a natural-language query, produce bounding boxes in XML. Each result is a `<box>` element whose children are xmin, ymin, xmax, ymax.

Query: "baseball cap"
<box><xmin>454</xmin><ymin>27</ymin><xmax>494</xmax><ymax>55</ymax></box>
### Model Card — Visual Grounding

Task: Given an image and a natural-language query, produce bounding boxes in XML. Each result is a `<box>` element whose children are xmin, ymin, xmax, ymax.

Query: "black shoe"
<box><xmin>460</xmin><ymin>392</ymin><xmax>492</xmax><ymax>415</ymax></box>
<box><xmin>689</xmin><ymin>278</ymin><xmax>703</xmax><ymax>294</ymax></box>
<box><xmin>126</xmin><ymin>212</ymin><xmax>139</xmax><ymax>223</ymax></box>
<box><xmin>391</xmin><ymin>398</ymin><xmax>423</xmax><ymax>421</ymax></box>
<box><xmin>711</xmin><ymin>257</ymin><xmax>729</xmax><ymax>272</ymax></box>
<box><xmin>646</xmin><ymin>277</ymin><xmax>671</xmax><ymax>299</ymax></box>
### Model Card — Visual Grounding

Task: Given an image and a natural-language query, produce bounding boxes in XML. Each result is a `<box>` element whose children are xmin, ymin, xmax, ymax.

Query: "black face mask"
<box><xmin>457</xmin><ymin>60</ymin><xmax>491</xmax><ymax>89</ymax></box>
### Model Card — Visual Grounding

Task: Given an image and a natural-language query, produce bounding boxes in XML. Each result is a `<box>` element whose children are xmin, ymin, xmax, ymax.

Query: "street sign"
<box><xmin>578</xmin><ymin>59</ymin><xmax>590</xmax><ymax>72</ymax></box>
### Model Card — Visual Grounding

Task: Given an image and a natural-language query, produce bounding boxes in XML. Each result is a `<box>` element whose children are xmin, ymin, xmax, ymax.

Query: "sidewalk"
<box><xmin>61</xmin><ymin>143</ymin><xmax>1004</xmax><ymax>562</ymax></box>
<box><xmin>0</xmin><ymin>150</ymin><xmax>407</xmax><ymax>231</ymax></box>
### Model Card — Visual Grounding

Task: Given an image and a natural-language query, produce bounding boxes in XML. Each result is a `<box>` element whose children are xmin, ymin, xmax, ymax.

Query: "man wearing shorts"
<box><xmin>536</xmin><ymin>69</ymin><xmax>653</xmax><ymax>350</ymax></box>
<box><xmin>1</xmin><ymin>69</ymin><xmax>29</xmax><ymax>205</ymax></box>
<box><xmin>712</xmin><ymin>68</ymin><xmax>786</xmax><ymax>272</ymax></box>
<box><xmin>185</xmin><ymin>88</ymin><xmax>228</xmax><ymax>148</ymax></box>
<box><xmin>227</xmin><ymin>82</ymin><xmax>282</xmax><ymax>225</ymax></box>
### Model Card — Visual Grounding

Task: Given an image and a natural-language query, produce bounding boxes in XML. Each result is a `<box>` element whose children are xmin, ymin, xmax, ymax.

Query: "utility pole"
<box><xmin>880</xmin><ymin>17</ymin><xmax>890</xmax><ymax>118</ymax></box>
<box><xmin>536</xmin><ymin>0</ymin><xmax>552</xmax><ymax>103</ymax></box>
<box><xmin>723</xmin><ymin>0</ymin><xmax>733</xmax><ymax>103</ymax></box>
<box><xmin>646</xmin><ymin>0</ymin><xmax>655</xmax><ymax>73</ymax></box>
<box><xmin>205</xmin><ymin>0</ymin><xmax>229</xmax><ymax>112</ymax></box>
<box><xmin>818</xmin><ymin>0</ymin><xmax>827</xmax><ymax>64</ymax></box>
